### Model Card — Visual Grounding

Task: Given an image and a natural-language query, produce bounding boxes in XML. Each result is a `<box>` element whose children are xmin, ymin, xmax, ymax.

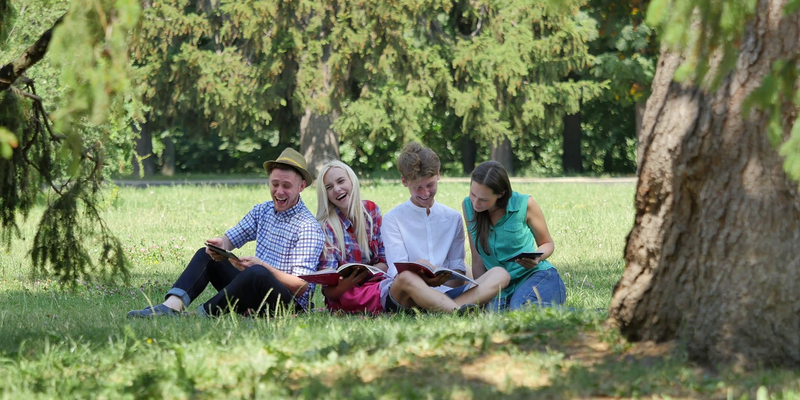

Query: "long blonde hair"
<box><xmin>315</xmin><ymin>161</ymin><xmax>373</xmax><ymax>262</ymax></box>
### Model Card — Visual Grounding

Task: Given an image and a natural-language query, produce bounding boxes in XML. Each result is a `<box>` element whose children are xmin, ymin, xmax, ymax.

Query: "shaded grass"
<box><xmin>2</xmin><ymin>182</ymin><xmax>799</xmax><ymax>398</ymax></box>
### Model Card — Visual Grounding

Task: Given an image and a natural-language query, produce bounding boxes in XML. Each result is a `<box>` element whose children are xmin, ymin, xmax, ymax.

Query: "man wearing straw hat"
<box><xmin>128</xmin><ymin>148</ymin><xmax>325</xmax><ymax>318</ymax></box>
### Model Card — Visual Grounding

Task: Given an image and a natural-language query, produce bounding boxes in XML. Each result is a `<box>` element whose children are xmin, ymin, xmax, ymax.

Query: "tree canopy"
<box><xmin>0</xmin><ymin>0</ymin><xmax>648</xmax><ymax>282</ymax></box>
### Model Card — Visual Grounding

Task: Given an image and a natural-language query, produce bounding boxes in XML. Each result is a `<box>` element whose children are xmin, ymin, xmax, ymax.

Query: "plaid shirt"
<box><xmin>226</xmin><ymin>198</ymin><xmax>324</xmax><ymax>310</ymax></box>
<box><xmin>319</xmin><ymin>200</ymin><xmax>387</xmax><ymax>269</ymax></box>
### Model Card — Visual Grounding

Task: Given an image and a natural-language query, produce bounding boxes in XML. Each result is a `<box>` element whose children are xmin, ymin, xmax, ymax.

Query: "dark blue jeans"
<box><xmin>488</xmin><ymin>267</ymin><xmax>566</xmax><ymax>311</ymax></box>
<box><xmin>166</xmin><ymin>248</ymin><xmax>299</xmax><ymax>316</ymax></box>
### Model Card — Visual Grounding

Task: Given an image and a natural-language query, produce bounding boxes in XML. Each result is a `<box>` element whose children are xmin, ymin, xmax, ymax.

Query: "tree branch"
<box><xmin>0</xmin><ymin>14</ymin><xmax>65</xmax><ymax>92</ymax></box>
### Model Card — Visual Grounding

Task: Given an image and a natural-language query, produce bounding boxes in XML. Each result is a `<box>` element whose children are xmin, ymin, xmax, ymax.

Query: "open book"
<box><xmin>299</xmin><ymin>263</ymin><xmax>385</xmax><ymax>286</ymax></box>
<box><xmin>394</xmin><ymin>261</ymin><xmax>479</xmax><ymax>288</ymax></box>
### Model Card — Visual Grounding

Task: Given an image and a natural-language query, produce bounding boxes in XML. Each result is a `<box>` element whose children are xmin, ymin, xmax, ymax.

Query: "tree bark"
<box><xmin>490</xmin><ymin>136</ymin><xmax>514</xmax><ymax>175</ymax></box>
<box><xmin>634</xmin><ymin>100</ymin><xmax>646</xmax><ymax>170</ymax></box>
<box><xmin>461</xmin><ymin>134</ymin><xmax>478</xmax><ymax>175</ymax></box>
<box><xmin>300</xmin><ymin>108</ymin><xmax>339</xmax><ymax>178</ymax></box>
<box><xmin>562</xmin><ymin>110</ymin><xmax>582</xmax><ymax>174</ymax></box>
<box><xmin>160</xmin><ymin>137</ymin><xmax>175</xmax><ymax>176</ymax></box>
<box><xmin>609</xmin><ymin>0</ymin><xmax>800</xmax><ymax>367</ymax></box>
<box><xmin>131</xmin><ymin>120</ymin><xmax>155</xmax><ymax>177</ymax></box>
<box><xmin>299</xmin><ymin>43</ymin><xmax>339</xmax><ymax>179</ymax></box>
<box><xmin>0</xmin><ymin>15</ymin><xmax>63</xmax><ymax>92</ymax></box>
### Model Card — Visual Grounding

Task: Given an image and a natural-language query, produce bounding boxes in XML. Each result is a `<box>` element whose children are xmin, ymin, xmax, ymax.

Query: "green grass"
<box><xmin>2</xmin><ymin>182</ymin><xmax>800</xmax><ymax>399</ymax></box>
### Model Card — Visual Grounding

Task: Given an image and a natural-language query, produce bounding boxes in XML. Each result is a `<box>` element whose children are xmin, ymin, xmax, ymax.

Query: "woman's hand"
<box><xmin>338</xmin><ymin>268</ymin><xmax>371</xmax><ymax>289</ymax></box>
<box><xmin>515</xmin><ymin>255</ymin><xmax>542</xmax><ymax>270</ymax></box>
<box><xmin>231</xmin><ymin>255</ymin><xmax>265</xmax><ymax>271</ymax></box>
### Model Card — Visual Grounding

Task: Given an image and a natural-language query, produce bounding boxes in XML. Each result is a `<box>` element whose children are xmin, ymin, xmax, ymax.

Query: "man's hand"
<box><xmin>515</xmin><ymin>256</ymin><xmax>542</xmax><ymax>270</ymax></box>
<box><xmin>205</xmin><ymin>237</ymin><xmax>227</xmax><ymax>262</ymax></box>
<box><xmin>419</xmin><ymin>271</ymin><xmax>451</xmax><ymax>287</ymax></box>
<box><xmin>231</xmin><ymin>255</ymin><xmax>265</xmax><ymax>272</ymax></box>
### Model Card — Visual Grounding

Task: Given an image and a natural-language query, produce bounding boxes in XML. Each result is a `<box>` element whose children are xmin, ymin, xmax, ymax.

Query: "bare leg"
<box><xmin>453</xmin><ymin>267</ymin><xmax>510</xmax><ymax>307</ymax></box>
<box><xmin>163</xmin><ymin>295</ymin><xmax>184</xmax><ymax>311</ymax></box>
<box><xmin>389</xmin><ymin>272</ymin><xmax>459</xmax><ymax>313</ymax></box>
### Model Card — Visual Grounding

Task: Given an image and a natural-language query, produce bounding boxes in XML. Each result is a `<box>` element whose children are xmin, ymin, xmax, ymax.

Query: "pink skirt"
<box><xmin>326</xmin><ymin>277</ymin><xmax>384</xmax><ymax>313</ymax></box>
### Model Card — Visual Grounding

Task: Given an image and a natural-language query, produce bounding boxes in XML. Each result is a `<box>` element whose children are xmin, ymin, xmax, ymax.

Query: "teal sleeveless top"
<box><xmin>463</xmin><ymin>191</ymin><xmax>554</xmax><ymax>298</ymax></box>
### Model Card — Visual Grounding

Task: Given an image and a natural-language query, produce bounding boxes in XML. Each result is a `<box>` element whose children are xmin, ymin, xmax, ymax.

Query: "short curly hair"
<box><xmin>396</xmin><ymin>142</ymin><xmax>440</xmax><ymax>182</ymax></box>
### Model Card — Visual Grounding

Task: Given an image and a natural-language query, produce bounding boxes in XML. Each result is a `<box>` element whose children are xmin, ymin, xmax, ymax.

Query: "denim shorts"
<box><xmin>488</xmin><ymin>267</ymin><xmax>566</xmax><ymax>312</ymax></box>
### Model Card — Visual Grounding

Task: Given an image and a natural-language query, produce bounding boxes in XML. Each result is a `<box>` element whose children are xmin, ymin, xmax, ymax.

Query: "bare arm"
<box><xmin>463</xmin><ymin>203</ymin><xmax>487</xmax><ymax>279</ymax></box>
<box><xmin>373</xmin><ymin>262</ymin><xmax>388</xmax><ymax>272</ymax></box>
<box><xmin>265</xmin><ymin>263</ymin><xmax>310</xmax><ymax>296</ymax></box>
<box><xmin>231</xmin><ymin>256</ymin><xmax>310</xmax><ymax>296</ymax></box>
<box><xmin>515</xmin><ymin>196</ymin><xmax>554</xmax><ymax>270</ymax></box>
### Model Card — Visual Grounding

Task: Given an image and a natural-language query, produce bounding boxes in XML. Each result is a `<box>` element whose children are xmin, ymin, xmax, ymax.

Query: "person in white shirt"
<box><xmin>383</xmin><ymin>142</ymin><xmax>510</xmax><ymax>313</ymax></box>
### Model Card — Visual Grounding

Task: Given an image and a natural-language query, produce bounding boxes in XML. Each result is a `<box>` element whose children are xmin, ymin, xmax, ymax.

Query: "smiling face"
<box><xmin>323</xmin><ymin>167</ymin><xmax>353</xmax><ymax>212</ymax></box>
<box><xmin>403</xmin><ymin>173</ymin><xmax>440</xmax><ymax>209</ymax></box>
<box><xmin>269</xmin><ymin>167</ymin><xmax>305</xmax><ymax>212</ymax></box>
<box><xmin>469</xmin><ymin>181</ymin><xmax>503</xmax><ymax>213</ymax></box>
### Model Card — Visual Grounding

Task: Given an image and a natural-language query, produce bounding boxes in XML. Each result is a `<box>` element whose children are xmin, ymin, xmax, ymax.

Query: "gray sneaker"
<box><xmin>196</xmin><ymin>304</ymin><xmax>210</xmax><ymax>318</ymax></box>
<box><xmin>127</xmin><ymin>304</ymin><xmax>181</xmax><ymax>318</ymax></box>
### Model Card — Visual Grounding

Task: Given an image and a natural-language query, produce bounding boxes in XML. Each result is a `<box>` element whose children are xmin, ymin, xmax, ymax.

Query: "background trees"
<box><xmin>127</xmin><ymin>0</ymin><xmax>613</xmax><ymax>177</ymax></box>
<box><xmin>1</xmin><ymin>0</ymin><xmax>140</xmax><ymax>281</ymax></box>
<box><xmin>0</xmin><ymin>0</ymin><xmax>649</xmax><ymax>280</ymax></box>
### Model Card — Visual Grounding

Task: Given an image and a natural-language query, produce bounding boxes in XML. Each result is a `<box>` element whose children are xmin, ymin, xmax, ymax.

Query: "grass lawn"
<box><xmin>1</xmin><ymin>182</ymin><xmax>799</xmax><ymax>399</ymax></box>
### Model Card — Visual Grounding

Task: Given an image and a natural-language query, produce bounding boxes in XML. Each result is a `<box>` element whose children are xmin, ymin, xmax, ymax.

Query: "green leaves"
<box><xmin>0</xmin><ymin>0</ymin><xmax>15</xmax><ymax>48</ymax></box>
<box><xmin>781</xmin><ymin>116</ymin><xmax>800</xmax><ymax>182</ymax></box>
<box><xmin>646</xmin><ymin>0</ymin><xmax>757</xmax><ymax>88</ymax></box>
<box><xmin>49</xmin><ymin>0</ymin><xmax>141</xmax><ymax>133</ymax></box>
<box><xmin>0</xmin><ymin>127</ymin><xmax>17</xmax><ymax>159</ymax></box>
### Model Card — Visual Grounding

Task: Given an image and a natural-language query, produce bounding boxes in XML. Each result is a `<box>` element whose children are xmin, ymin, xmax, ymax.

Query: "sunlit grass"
<box><xmin>2</xmin><ymin>182</ymin><xmax>799</xmax><ymax>399</ymax></box>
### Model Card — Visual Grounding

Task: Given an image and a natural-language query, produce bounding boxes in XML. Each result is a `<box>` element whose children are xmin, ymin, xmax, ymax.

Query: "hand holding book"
<box><xmin>394</xmin><ymin>261</ymin><xmax>479</xmax><ymax>288</ymax></box>
<box><xmin>504</xmin><ymin>251</ymin><xmax>544</xmax><ymax>270</ymax></box>
<box><xmin>299</xmin><ymin>263</ymin><xmax>384</xmax><ymax>286</ymax></box>
<box><xmin>205</xmin><ymin>242</ymin><xmax>239</xmax><ymax>261</ymax></box>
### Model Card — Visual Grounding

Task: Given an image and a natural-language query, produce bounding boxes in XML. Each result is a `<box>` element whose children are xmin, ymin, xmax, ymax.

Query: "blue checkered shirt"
<box><xmin>225</xmin><ymin>197</ymin><xmax>324</xmax><ymax>310</ymax></box>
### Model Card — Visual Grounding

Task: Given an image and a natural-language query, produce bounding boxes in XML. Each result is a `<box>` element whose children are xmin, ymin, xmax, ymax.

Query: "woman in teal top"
<box><xmin>462</xmin><ymin>161</ymin><xmax>566</xmax><ymax>311</ymax></box>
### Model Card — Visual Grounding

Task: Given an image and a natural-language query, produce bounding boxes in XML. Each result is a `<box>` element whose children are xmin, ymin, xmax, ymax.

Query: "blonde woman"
<box><xmin>316</xmin><ymin>161</ymin><xmax>391</xmax><ymax>313</ymax></box>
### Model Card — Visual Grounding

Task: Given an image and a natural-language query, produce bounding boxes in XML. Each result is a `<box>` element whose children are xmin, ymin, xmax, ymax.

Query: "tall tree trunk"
<box><xmin>635</xmin><ymin>100</ymin><xmax>646</xmax><ymax>171</ymax></box>
<box><xmin>562</xmin><ymin>111</ymin><xmax>582</xmax><ymax>174</ymax></box>
<box><xmin>609</xmin><ymin>0</ymin><xmax>800</xmax><ymax>367</ymax></box>
<box><xmin>461</xmin><ymin>135</ymin><xmax>478</xmax><ymax>175</ymax></box>
<box><xmin>299</xmin><ymin>44</ymin><xmax>339</xmax><ymax>179</ymax></box>
<box><xmin>300</xmin><ymin>109</ymin><xmax>339</xmax><ymax>178</ymax></box>
<box><xmin>132</xmin><ymin>120</ymin><xmax>155</xmax><ymax>178</ymax></box>
<box><xmin>490</xmin><ymin>136</ymin><xmax>514</xmax><ymax>175</ymax></box>
<box><xmin>160</xmin><ymin>137</ymin><xmax>175</xmax><ymax>176</ymax></box>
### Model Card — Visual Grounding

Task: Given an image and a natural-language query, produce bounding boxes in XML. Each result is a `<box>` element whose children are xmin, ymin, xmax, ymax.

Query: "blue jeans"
<box><xmin>488</xmin><ymin>267</ymin><xmax>566</xmax><ymax>311</ymax></box>
<box><xmin>166</xmin><ymin>248</ymin><xmax>299</xmax><ymax>316</ymax></box>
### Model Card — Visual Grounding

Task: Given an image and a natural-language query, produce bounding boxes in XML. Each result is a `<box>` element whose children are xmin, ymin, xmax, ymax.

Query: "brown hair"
<box><xmin>396</xmin><ymin>142</ymin><xmax>440</xmax><ymax>182</ymax></box>
<box><xmin>469</xmin><ymin>161</ymin><xmax>513</xmax><ymax>256</ymax></box>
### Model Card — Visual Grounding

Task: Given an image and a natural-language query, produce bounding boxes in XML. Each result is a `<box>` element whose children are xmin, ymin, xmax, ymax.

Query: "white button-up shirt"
<box><xmin>382</xmin><ymin>200</ymin><xmax>468</xmax><ymax>293</ymax></box>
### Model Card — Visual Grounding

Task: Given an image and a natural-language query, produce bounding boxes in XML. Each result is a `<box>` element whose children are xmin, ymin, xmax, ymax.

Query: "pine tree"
<box><xmin>0</xmin><ymin>0</ymin><xmax>140</xmax><ymax>283</ymax></box>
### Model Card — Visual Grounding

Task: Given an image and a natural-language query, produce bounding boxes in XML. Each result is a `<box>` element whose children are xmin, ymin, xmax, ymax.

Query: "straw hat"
<box><xmin>263</xmin><ymin>148</ymin><xmax>313</xmax><ymax>184</ymax></box>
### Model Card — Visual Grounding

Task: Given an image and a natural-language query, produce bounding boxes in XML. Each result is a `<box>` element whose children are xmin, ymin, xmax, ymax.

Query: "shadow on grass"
<box><xmin>291</xmin><ymin>329</ymin><xmax>800</xmax><ymax>400</ymax></box>
<box><xmin>2</xmin><ymin>298</ymin><xmax>800</xmax><ymax>399</ymax></box>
